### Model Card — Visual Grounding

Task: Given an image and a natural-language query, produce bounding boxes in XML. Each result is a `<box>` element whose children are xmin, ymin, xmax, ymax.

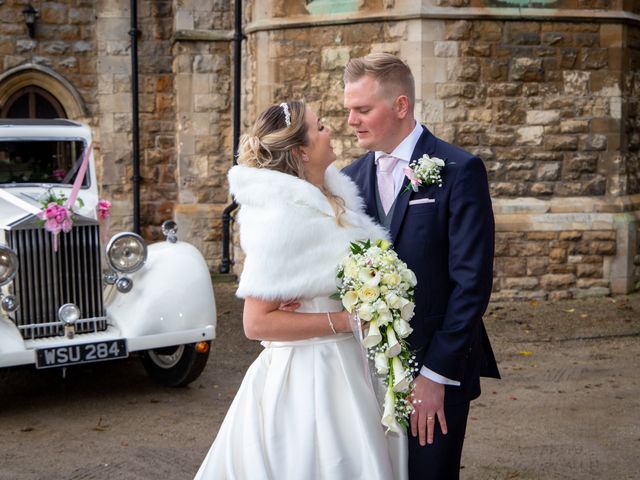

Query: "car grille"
<box><xmin>7</xmin><ymin>223</ymin><xmax>106</xmax><ymax>340</ymax></box>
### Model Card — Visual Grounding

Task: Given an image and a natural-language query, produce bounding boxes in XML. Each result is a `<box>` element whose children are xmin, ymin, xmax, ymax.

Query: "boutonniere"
<box><xmin>403</xmin><ymin>154</ymin><xmax>448</xmax><ymax>193</ymax></box>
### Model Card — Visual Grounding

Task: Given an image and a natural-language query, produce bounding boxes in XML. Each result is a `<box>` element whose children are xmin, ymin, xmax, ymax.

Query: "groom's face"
<box><xmin>344</xmin><ymin>75</ymin><xmax>400</xmax><ymax>153</ymax></box>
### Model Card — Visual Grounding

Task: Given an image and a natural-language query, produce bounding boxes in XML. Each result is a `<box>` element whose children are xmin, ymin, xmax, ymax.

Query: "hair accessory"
<box><xmin>280</xmin><ymin>102</ymin><xmax>291</xmax><ymax>127</ymax></box>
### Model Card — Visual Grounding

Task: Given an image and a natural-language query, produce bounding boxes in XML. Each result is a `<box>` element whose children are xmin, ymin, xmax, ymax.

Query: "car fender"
<box><xmin>0</xmin><ymin>316</ymin><xmax>25</xmax><ymax>353</ymax></box>
<box><xmin>104</xmin><ymin>240</ymin><xmax>216</xmax><ymax>339</ymax></box>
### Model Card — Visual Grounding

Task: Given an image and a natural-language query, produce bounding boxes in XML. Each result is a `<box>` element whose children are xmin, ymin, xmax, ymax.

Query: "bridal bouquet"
<box><xmin>336</xmin><ymin>239</ymin><xmax>418</xmax><ymax>433</ymax></box>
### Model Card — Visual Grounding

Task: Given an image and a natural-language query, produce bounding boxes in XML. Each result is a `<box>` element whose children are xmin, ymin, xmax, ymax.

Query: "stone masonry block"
<box><xmin>590</xmin><ymin>241</ymin><xmax>616</xmax><ymax>255</ymax></box>
<box><xmin>503</xmin><ymin>277</ymin><xmax>539</xmax><ymax>290</ymax></box>
<box><xmin>321</xmin><ymin>46</ymin><xmax>351</xmax><ymax>70</ymax></box>
<box><xmin>495</xmin><ymin>257</ymin><xmax>526</xmax><ymax>276</ymax></box>
<box><xmin>560</xmin><ymin>231</ymin><xmax>583</xmax><ymax>240</ymax></box>
<box><xmin>540</xmin><ymin>273</ymin><xmax>576</xmax><ymax>289</ymax></box>
<box><xmin>527</xmin><ymin>110</ymin><xmax>560</xmax><ymax>125</ymax></box>
<box><xmin>434</xmin><ymin>41</ymin><xmax>458</xmax><ymax>57</ymax></box>
<box><xmin>537</xmin><ymin>162</ymin><xmax>561</xmax><ymax>181</ymax></box>
<box><xmin>545</xmin><ymin>135</ymin><xmax>578</xmax><ymax>151</ymax></box>
<box><xmin>516</xmin><ymin>126</ymin><xmax>543</xmax><ymax>146</ymax></box>
<box><xmin>527</xmin><ymin>257</ymin><xmax>549</xmax><ymax>276</ymax></box>
<box><xmin>561</xmin><ymin>120</ymin><xmax>589</xmax><ymax>133</ymax></box>
<box><xmin>563</xmin><ymin>71</ymin><xmax>590</xmax><ymax>95</ymax></box>
<box><xmin>509</xmin><ymin>57</ymin><xmax>544</xmax><ymax>82</ymax></box>
<box><xmin>577</xmin><ymin>263</ymin><xmax>603</xmax><ymax>278</ymax></box>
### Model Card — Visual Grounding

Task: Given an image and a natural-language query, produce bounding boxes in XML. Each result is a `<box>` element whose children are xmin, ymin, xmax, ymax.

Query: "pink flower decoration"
<box><xmin>39</xmin><ymin>203</ymin><xmax>73</xmax><ymax>235</ymax></box>
<box><xmin>97</xmin><ymin>200</ymin><xmax>112</xmax><ymax>220</ymax></box>
<box><xmin>403</xmin><ymin>166</ymin><xmax>422</xmax><ymax>187</ymax></box>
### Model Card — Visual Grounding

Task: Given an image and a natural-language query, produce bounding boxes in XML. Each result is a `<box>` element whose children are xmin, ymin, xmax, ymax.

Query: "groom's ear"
<box><xmin>395</xmin><ymin>95</ymin><xmax>410</xmax><ymax>119</ymax></box>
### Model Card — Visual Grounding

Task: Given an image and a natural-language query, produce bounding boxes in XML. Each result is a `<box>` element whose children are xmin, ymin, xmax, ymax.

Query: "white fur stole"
<box><xmin>229</xmin><ymin>165</ymin><xmax>389</xmax><ymax>301</ymax></box>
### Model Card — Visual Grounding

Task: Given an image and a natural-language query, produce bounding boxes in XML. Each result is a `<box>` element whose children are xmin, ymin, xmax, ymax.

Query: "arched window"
<box><xmin>1</xmin><ymin>86</ymin><xmax>66</xmax><ymax>119</ymax></box>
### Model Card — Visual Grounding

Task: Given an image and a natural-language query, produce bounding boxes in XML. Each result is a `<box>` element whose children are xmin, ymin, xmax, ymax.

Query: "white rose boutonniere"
<box><xmin>403</xmin><ymin>153</ymin><xmax>449</xmax><ymax>192</ymax></box>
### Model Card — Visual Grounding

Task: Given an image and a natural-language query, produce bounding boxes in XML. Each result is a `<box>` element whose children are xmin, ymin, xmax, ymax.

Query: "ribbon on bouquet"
<box><xmin>350</xmin><ymin>312</ymin><xmax>386</xmax><ymax>415</ymax></box>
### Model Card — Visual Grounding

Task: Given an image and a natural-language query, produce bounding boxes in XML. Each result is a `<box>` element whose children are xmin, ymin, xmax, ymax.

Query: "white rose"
<box><xmin>357</xmin><ymin>302</ymin><xmax>374</xmax><ymax>321</ymax></box>
<box><xmin>357</xmin><ymin>285</ymin><xmax>380</xmax><ymax>303</ymax></box>
<box><xmin>362</xmin><ymin>319</ymin><xmax>382</xmax><ymax>348</ymax></box>
<box><xmin>392</xmin><ymin>356</ymin><xmax>411</xmax><ymax>393</ymax></box>
<box><xmin>393</xmin><ymin>318</ymin><xmax>413</xmax><ymax>339</ymax></box>
<box><xmin>401</xmin><ymin>301</ymin><xmax>415</xmax><ymax>322</ymax></box>
<box><xmin>400</xmin><ymin>268</ymin><xmax>417</xmax><ymax>287</ymax></box>
<box><xmin>378</xmin><ymin>309</ymin><xmax>393</xmax><ymax>326</ymax></box>
<box><xmin>385</xmin><ymin>292</ymin><xmax>403</xmax><ymax>309</ymax></box>
<box><xmin>341</xmin><ymin>291</ymin><xmax>358</xmax><ymax>313</ymax></box>
<box><xmin>374</xmin><ymin>351</ymin><xmax>389</xmax><ymax>375</ymax></box>
<box><xmin>382</xmin><ymin>272</ymin><xmax>401</xmax><ymax>286</ymax></box>
<box><xmin>385</xmin><ymin>325</ymin><xmax>401</xmax><ymax>358</ymax></box>
<box><xmin>433</xmin><ymin>157</ymin><xmax>445</xmax><ymax>167</ymax></box>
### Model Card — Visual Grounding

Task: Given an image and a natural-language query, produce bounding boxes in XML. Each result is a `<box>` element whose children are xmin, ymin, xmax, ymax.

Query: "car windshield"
<box><xmin>0</xmin><ymin>139</ymin><xmax>88</xmax><ymax>186</ymax></box>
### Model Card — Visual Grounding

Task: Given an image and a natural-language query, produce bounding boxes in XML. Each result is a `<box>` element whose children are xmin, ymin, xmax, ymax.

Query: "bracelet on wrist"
<box><xmin>326</xmin><ymin>312</ymin><xmax>337</xmax><ymax>335</ymax></box>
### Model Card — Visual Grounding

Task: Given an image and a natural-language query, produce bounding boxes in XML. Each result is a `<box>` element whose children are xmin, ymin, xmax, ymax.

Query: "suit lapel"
<box><xmin>389</xmin><ymin>125</ymin><xmax>436</xmax><ymax>242</ymax></box>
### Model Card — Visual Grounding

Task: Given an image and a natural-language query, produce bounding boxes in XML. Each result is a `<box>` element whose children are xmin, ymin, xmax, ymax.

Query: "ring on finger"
<box><xmin>427</xmin><ymin>415</ymin><xmax>434</xmax><ymax>421</ymax></box>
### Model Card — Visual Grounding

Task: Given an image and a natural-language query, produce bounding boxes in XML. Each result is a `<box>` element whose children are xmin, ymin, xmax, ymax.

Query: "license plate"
<box><xmin>35</xmin><ymin>339</ymin><xmax>128</xmax><ymax>369</ymax></box>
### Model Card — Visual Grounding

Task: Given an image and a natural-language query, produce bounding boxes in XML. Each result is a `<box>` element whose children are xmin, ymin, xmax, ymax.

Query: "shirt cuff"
<box><xmin>420</xmin><ymin>366</ymin><xmax>461</xmax><ymax>386</ymax></box>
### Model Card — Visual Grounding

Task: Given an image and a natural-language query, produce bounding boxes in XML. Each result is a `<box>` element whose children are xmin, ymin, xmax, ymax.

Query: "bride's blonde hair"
<box><xmin>238</xmin><ymin>100</ymin><xmax>346</xmax><ymax>225</ymax></box>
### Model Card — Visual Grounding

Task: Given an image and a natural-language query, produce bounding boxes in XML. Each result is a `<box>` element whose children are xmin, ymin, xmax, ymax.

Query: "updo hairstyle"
<box><xmin>237</xmin><ymin>100</ymin><xmax>346</xmax><ymax>225</ymax></box>
<box><xmin>237</xmin><ymin>100</ymin><xmax>307</xmax><ymax>179</ymax></box>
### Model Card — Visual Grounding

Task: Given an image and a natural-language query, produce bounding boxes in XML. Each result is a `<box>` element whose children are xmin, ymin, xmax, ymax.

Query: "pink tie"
<box><xmin>377</xmin><ymin>154</ymin><xmax>399</xmax><ymax>215</ymax></box>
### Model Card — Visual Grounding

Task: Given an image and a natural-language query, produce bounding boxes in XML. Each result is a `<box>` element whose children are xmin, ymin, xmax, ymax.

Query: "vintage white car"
<box><xmin>0</xmin><ymin>119</ymin><xmax>216</xmax><ymax>386</ymax></box>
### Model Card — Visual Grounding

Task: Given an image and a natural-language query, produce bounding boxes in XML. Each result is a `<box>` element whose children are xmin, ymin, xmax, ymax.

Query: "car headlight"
<box><xmin>58</xmin><ymin>303</ymin><xmax>80</xmax><ymax>324</ymax></box>
<box><xmin>0</xmin><ymin>245</ymin><xmax>18</xmax><ymax>286</ymax></box>
<box><xmin>106</xmin><ymin>232</ymin><xmax>147</xmax><ymax>274</ymax></box>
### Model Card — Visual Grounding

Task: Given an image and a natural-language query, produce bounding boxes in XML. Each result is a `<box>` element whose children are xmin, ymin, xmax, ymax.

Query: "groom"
<box><xmin>342</xmin><ymin>53</ymin><xmax>500</xmax><ymax>479</ymax></box>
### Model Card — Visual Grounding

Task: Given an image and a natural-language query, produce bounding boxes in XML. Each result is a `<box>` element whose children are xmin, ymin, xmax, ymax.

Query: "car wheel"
<box><xmin>141</xmin><ymin>342</ymin><xmax>210</xmax><ymax>387</ymax></box>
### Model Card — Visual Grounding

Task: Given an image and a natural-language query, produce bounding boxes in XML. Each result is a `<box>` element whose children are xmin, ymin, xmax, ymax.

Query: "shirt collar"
<box><xmin>374</xmin><ymin>121</ymin><xmax>422</xmax><ymax>165</ymax></box>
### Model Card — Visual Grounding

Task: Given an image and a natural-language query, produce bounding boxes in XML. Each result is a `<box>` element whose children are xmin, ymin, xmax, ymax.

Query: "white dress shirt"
<box><xmin>375</xmin><ymin>121</ymin><xmax>460</xmax><ymax>387</ymax></box>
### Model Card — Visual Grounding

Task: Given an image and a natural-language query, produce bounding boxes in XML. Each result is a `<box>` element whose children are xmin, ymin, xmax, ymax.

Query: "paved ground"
<box><xmin>0</xmin><ymin>281</ymin><xmax>638</xmax><ymax>480</ymax></box>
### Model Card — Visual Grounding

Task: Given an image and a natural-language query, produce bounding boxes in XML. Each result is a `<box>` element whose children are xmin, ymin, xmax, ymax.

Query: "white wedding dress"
<box><xmin>194</xmin><ymin>298</ymin><xmax>408</xmax><ymax>480</ymax></box>
<box><xmin>195</xmin><ymin>164</ymin><xmax>409</xmax><ymax>479</ymax></box>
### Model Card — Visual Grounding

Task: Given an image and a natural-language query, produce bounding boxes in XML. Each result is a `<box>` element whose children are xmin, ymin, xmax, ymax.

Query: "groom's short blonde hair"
<box><xmin>344</xmin><ymin>53</ymin><xmax>415</xmax><ymax>111</ymax></box>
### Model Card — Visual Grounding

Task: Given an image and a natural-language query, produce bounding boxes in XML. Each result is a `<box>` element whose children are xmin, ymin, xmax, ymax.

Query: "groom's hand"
<box><xmin>410</xmin><ymin>375</ymin><xmax>448</xmax><ymax>446</ymax></box>
<box><xmin>278</xmin><ymin>300</ymin><xmax>301</xmax><ymax>312</ymax></box>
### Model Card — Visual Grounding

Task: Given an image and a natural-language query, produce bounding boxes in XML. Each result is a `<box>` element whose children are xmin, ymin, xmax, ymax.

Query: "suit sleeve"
<box><xmin>422</xmin><ymin>156</ymin><xmax>495</xmax><ymax>382</ymax></box>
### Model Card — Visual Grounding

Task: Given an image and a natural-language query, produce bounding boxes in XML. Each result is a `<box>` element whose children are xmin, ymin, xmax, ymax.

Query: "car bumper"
<box><xmin>0</xmin><ymin>324</ymin><xmax>215</xmax><ymax>368</ymax></box>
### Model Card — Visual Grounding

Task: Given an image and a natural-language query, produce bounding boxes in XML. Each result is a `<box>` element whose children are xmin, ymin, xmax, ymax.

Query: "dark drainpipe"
<box><xmin>219</xmin><ymin>0</ymin><xmax>244</xmax><ymax>274</ymax></box>
<box><xmin>129</xmin><ymin>0</ymin><xmax>141</xmax><ymax>234</ymax></box>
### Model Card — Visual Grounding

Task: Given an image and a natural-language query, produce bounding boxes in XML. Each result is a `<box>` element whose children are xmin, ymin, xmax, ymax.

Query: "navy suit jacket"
<box><xmin>343</xmin><ymin>125</ymin><xmax>500</xmax><ymax>405</ymax></box>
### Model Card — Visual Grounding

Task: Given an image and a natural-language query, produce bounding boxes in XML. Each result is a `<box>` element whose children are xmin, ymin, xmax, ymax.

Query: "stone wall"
<box><xmin>0</xmin><ymin>0</ymin><xmax>98</xmax><ymax>117</ymax></box>
<box><xmin>172</xmin><ymin>0</ymin><xmax>234</xmax><ymax>272</ymax></box>
<box><xmin>95</xmin><ymin>0</ymin><xmax>178</xmax><ymax>241</ymax></box>
<box><xmin>241</xmin><ymin>1</ymin><xmax>640</xmax><ymax>299</ymax></box>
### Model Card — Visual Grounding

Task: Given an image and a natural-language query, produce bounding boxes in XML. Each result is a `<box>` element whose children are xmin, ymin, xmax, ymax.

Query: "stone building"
<box><xmin>0</xmin><ymin>0</ymin><xmax>638</xmax><ymax>300</ymax></box>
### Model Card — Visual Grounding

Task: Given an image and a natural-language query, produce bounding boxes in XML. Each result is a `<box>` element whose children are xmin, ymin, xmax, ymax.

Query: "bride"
<box><xmin>194</xmin><ymin>100</ymin><xmax>407</xmax><ymax>480</ymax></box>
